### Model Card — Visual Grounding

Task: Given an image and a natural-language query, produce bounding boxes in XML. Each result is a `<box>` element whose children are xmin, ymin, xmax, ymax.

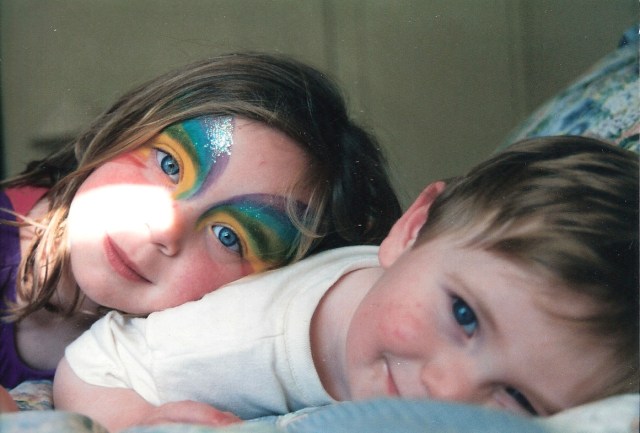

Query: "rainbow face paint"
<box><xmin>160</xmin><ymin>115</ymin><xmax>234</xmax><ymax>199</ymax></box>
<box><xmin>197</xmin><ymin>194</ymin><xmax>304</xmax><ymax>272</ymax></box>
<box><xmin>142</xmin><ymin>115</ymin><xmax>306</xmax><ymax>271</ymax></box>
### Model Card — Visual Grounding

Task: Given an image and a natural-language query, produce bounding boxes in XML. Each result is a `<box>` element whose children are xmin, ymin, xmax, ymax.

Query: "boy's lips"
<box><xmin>104</xmin><ymin>236</ymin><xmax>150</xmax><ymax>283</ymax></box>
<box><xmin>384</xmin><ymin>360</ymin><xmax>401</xmax><ymax>397</ymax></box>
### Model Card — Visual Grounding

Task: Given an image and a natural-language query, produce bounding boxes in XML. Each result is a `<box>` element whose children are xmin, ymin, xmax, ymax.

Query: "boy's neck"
<box><xmin>310</xmin><ymin>266</ymin><xmax>384</xmax><ymax>401</ymax></box>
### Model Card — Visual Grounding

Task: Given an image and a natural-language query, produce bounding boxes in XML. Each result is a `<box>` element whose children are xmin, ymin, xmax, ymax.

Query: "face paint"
<box><xmin>197</xmin><ymin>194</ymin><xmax>305</xmax><ymax>272</ymax></box>
<box><xmin>161</xmin><ymin>115</ymin><xmax>234</xmax><ymax>199</ymax></box>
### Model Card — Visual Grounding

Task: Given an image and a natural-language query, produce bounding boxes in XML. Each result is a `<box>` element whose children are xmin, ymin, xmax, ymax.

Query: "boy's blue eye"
<box><xmin>452</xmin><ymin>297</ymin><xmax>477</xmax><ymax>336</ymax></box>
<box><xmin>506</xmin><ymin>387</ymin><xmax>537</xmax><ymax>415</ymax></box>
<box><xmin>213</xmin><ymin>225</ymin><xmax>241</xmax><ymax>254</ymax></box>
<box><xmin>156</xmin><ymin>149</ymin><xmax>180</xmax><ymax>182</ymax></box>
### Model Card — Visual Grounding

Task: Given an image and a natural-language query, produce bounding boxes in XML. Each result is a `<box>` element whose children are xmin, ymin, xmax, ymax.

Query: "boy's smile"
<box><xmin>341</xmin><ymin>234</ymin><xmax>609</xmax><ymax>416</ymax></box>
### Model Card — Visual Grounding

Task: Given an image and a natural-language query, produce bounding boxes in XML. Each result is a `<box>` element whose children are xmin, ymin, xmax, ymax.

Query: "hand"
<box><xmin>137</xmin><ymin>400</ymin><xmax>241</xmax><ymax>428</ymax></box>
<box><xmin>0</xmin><ymin>386</ymin><xmax>18</xmax><ymax>412</ymax></box>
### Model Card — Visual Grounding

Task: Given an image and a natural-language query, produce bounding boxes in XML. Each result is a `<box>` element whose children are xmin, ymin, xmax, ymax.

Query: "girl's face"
<box><xmin>67</xmin><ymin>116</ymin><xmax>311</xmax><ymax>314</ymax></box>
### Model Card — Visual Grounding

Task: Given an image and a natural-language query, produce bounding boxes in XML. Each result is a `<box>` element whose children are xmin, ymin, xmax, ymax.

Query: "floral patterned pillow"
<box><xmin>502</xmin><ymin>26</ymin><xmax>639</xmax><ymax>153</ymax></box>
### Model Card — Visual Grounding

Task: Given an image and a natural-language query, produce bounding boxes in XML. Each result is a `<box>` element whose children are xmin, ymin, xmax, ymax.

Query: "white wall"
<box><xmin>1</xmin><ymin>0</ymin><xmax>636</xmax><ymax>206</ymax></box>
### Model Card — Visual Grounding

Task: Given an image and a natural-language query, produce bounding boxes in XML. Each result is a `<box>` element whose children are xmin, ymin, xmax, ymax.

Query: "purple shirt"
<box><xmin>1</xmin><ymin>189</ymin><xmax>55</xmax><ymax>388</ymax></box>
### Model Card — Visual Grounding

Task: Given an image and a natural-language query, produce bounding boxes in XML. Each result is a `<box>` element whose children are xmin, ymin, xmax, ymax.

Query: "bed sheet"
<box><xmin>1</xmin><ymin>380</ymin><xmax>638</xmax><ymax>433</ymax></box>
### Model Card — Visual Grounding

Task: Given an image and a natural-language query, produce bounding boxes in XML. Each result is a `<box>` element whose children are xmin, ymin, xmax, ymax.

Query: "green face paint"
<box><xmin>198</xmin><ymin>194</ymin><xmax>303</xmax><ymax>271</ymax></box>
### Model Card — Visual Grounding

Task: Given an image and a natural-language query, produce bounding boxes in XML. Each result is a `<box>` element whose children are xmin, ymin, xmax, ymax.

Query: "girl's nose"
<box><xmin>146</xmin><ymin>201</ymin><xmax>187</xmax><ymax>256</ymax></box>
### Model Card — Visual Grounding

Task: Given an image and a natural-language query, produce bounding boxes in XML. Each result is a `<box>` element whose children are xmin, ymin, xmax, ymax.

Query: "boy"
<box><xmin>53</xmin><ymin>136</ymin><xmax>639</xmax><ymax>432</ymax></box>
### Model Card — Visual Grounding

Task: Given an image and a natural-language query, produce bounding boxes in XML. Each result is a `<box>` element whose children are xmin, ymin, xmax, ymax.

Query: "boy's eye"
<box><xmin>506</xmin><ymin>387</ymin><xmax>537</xmax><ymax>415</ymax></box>
<box><xmin>452</xmin><ymin>297</ymin><xmax>477</xmax><ymax>336</ymax></box>
<box><xmin>212</xmin><ymin>225</ymin><xmax>242</xmax><ymax>254</ymax></box>
<box><xmin>156</xmin><ymin>149</ymin><xmax>180</xmax><ymax>182</ymax></box>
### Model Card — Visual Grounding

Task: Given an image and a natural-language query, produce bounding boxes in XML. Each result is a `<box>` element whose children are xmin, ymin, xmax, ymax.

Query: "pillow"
<box><xmin>501</xmin><ymin>25</ymin><xmax>639</xmax><ymax>153</ymax></box>
<box><xmin>543</xmin><ymin>394</ymin><xmax>639</xmax><ymax>433</ymax></box>
<box><xmin>276</xmin><ymin>399</ymin><xmax>549</xmax><ymax>433</ymax></box>
<box><xmin>274</xmin><ymin>395</ymin><xmax>639</xmax><ymax>433</ymax></box>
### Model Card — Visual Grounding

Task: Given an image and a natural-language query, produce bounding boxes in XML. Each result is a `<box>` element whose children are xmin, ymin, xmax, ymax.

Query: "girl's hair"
<box><xmin>417</xmin><ymin>136</ymin><xmax>639</xmax><ymax>401</ymax></box>
<box><xmin>2</xmin><ymin>52</ymin><xmax>401</xmax><ymax>320</ymax></box>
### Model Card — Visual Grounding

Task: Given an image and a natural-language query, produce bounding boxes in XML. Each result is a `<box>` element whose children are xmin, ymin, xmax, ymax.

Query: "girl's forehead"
<box><xmin>159</xmin><ymin>115</ymin><xmax>235</xmax><ymax>200</ymax></box>
<box><xmin>164</xmin><ymin>115</ymin><xmax>234</xmax><ymax>159</ymax></box>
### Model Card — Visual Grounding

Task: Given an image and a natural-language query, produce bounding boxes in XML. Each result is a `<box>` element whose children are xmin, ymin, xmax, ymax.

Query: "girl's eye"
<box><xmin>452</xmin><ymin>297</ymin><xmax>477</xmax><ymax>336</ymax></box>
<box><xmin>156</xmin><ymin>149</ymin><xmax>180</xmax><ymax>182</ymax></box>
<box><xmin>212</xmin><ymin>225</ymin><xmax>242</xmax><ymax>254</ymax></box>
<box><xmin>506</xmin><ymin>387</ymin><xmax>537</xmax><ymax>415</ymax></box>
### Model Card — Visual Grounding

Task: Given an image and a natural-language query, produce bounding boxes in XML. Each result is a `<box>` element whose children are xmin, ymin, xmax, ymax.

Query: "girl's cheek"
<box><xmin>79</xmin><ymin>151</ymin><xmax>153</xmax><ymax>193</ymax></box>
<box><xmin>177</xmin><ymin>256</ymin><xmax>253</xmax><ymax>301</ymax></box>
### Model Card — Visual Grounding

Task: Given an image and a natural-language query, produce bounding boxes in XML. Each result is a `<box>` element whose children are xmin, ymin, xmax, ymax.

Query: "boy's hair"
<box><xmin>417</xmin><ymin>136</ymin><xmax>639</xmax><ymax>400</ymax></box>
<box><xmin>3</xmin><ymin>52</ymin><xmax>401</xmax><ymax>320</ymax></box>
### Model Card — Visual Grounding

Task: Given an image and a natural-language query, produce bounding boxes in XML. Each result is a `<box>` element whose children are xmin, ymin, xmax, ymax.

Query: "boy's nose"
<box><xmin>146</xmin><ymin>201</ymin><xmax>188</xmax><ymax>256</ymax></box>
<box><xmin>420</xmin><ymin>359</ymin><xmax>479</xmax><ymax>403</ymax></box>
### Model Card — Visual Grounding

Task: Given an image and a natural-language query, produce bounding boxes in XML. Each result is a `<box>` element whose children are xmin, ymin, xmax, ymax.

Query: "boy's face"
<box><xmin>344</xmin><ymin>234</ymin><xmax>606</xmax><ymax>416</ymax></box>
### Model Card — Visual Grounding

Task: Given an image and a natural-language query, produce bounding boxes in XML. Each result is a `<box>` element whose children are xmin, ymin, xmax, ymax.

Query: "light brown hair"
<box><xmin>2</xmin><ymin>52</ymin><xmax>402</xmax><ymax>320</ymax></box>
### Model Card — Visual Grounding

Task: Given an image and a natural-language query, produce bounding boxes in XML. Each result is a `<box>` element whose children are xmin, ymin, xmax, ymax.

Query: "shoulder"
<box><xmin>4</xmin><ymin>187</ymin><xmax>48</xmax><ymax>216</ymax></box>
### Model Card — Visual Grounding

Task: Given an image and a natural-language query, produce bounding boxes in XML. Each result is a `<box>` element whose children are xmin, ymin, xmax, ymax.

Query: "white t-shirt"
<box><xmin>65</xmin><ymin>245</ymin><xmax>379</xmax><ymax>419</ymax></box>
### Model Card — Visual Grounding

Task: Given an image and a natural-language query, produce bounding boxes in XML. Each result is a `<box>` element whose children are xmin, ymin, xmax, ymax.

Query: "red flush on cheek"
<box><xmin>380</xmin><ymin>308</ymin><xmax>424</xmax><ymax>344</ymax></box>
<box><xmin>84</xmin><ymin>150</ymin><xmax>154</xmax><ymax>190</ymax></box>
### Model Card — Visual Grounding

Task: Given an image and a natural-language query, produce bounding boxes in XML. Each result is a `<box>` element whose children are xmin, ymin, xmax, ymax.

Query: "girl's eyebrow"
<box><xmin>161</xmin><ymin>116</ymin><xmax>234</xmax><ymax>199</ymax></box>
<box><xmin>165</xmin><ymin>116</ymin><xmax>233</xmax><ymax>160</ymax></box>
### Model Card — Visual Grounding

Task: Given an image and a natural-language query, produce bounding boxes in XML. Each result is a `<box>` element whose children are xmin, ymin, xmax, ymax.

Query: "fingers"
<box><xmin>0</xmin><ymin>387</ymin><xmax>19</xmax><ymax>413</ymax></box>
<box><xmin>140</xmin><ymin>400</ymin><xmax>241</xmax><ymax>428</ymax></box>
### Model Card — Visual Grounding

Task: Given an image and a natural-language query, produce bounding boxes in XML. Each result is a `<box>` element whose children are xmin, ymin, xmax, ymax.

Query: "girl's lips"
<box><xmin>104</xmin><ymin>236</ymin><xmax>150</xmax><ymax>283</ymax></box>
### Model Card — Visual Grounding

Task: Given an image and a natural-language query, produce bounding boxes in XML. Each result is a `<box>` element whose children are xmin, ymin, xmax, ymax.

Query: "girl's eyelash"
<box><xmin>212</xmin><ymin>225</ymin><xmax>243</xmax><ymax>256</ymax></box>
<box><xmin>155</xmin><ymin>148</ymin><xmax>181</xmax><ymax>183</ymax></box>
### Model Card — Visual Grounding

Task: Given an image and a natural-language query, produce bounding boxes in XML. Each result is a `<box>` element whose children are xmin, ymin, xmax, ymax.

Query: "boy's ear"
<box><xmin>378</xmin><ymin>181</ymin><xmax>445</xmax><ymax>268</ymax></box>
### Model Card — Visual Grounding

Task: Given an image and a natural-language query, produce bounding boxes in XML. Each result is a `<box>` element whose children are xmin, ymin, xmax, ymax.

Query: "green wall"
<box><xmin>1</xmin><ymin>0</ymin><xmax>636</xmax><ymax>206</ymax></box>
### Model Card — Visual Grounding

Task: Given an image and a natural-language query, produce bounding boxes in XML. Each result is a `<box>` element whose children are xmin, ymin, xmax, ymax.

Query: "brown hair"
<box><xmin>417</xmin><ymin>136</ymin><xmax>639</xmax><ymax>400</ymax></box>
<box><xmin>2</xmin><ymin>52</ymin><xmax>401</xmax><ymax>320</ymax></box>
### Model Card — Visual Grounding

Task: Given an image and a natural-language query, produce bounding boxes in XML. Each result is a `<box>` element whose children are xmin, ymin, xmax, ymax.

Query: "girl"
<box><xmin>0</xmin><ymin>52</ymin><xmax>402</xmax><ymax>389</ymax></box>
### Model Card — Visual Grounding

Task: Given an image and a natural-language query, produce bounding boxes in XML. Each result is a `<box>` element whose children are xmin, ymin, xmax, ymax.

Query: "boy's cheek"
<box><xmin>379</xmin><ymin>309</ymin><xmax>425</xmax><ymax>345</ymax></box>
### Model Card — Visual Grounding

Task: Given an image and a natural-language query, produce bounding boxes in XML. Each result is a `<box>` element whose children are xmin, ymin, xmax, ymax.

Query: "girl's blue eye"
<box><xmin>156</xmin><ymin>149</ymin><xmax>180</xmax><ymax>182</ymax></box>
<box><xmin>212</xmin><ymin>225</ymin><xmax>241</xmax><ymax>254</ymax></box>
<box><xmin>452</xmin><ymin>297</ymin><xmax>477</xmax><ymax>336</ymax></box>
<box><xmin>506</xmin><ymin>387</ymin><xmax>537</xmax><ymax>415</ymax></box>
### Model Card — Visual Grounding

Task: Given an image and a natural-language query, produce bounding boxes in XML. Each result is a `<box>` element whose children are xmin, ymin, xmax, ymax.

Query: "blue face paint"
<box><xmin>161</xmin><ymin>115</ymin><xmax>234</xmax><ymax>199</ymax></box>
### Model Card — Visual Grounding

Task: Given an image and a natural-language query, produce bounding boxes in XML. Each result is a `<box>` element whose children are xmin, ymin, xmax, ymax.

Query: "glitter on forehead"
<box><xmin>203</xmin><ymin>115</ymin><xmax>233</xmax><ymax>159</ymax></box>
<box><xmin>164</xmin><ymin>115</ymin><xmax>234</xmax><ymax>199</ymax></box>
